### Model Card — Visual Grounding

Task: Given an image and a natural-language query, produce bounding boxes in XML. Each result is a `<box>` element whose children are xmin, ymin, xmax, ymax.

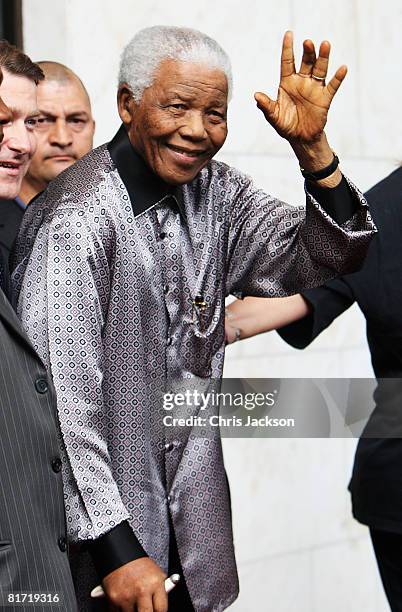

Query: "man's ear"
<box><xmin>117</xmin><ymin>83</ymin><xmax>136</xmax><ymax>126</ymax></box>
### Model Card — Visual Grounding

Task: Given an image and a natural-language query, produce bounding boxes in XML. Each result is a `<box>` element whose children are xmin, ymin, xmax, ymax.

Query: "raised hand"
<box><xmin>255</xmin><ymin>31</ymin><xmax>347</xmax><ymax>145</ymax></box>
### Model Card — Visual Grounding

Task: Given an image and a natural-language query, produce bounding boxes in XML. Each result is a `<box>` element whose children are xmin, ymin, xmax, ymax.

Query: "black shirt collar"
<box><xmin>107</xmin><ymin>125</ymin><xmax>185</xmax><ymax>219</ymax></box>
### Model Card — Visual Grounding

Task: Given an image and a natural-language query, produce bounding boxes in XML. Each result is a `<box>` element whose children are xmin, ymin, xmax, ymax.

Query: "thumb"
<box><xmin>254</xmin><ymin>91</ymin><xmax>276</xmax><ymax>123</ymax></box>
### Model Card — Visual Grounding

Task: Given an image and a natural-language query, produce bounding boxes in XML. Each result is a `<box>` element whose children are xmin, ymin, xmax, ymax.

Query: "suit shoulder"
<box><xmin>365</xmin><ymin>167</ymin><xmax>402</xmax><ymax>216</ymax></box>
<box><xmin>0</xmin><ymin>198</ymin><xmax>25</xmax><ymax>221</ymax></box>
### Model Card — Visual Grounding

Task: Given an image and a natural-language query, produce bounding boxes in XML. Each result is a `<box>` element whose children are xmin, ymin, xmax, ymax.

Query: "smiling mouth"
<box><xmin>0</xmin><ymin>161</ymin><xmax>21</xmax><ymax>169</ymax></box>
<box><xmin>165</xmin><ymin>144</ymin><xmax>206</xmax><ymax>158</ymax></box>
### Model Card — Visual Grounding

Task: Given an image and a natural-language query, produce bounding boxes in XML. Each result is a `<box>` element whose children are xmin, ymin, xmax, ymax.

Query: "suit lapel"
<box><xmin>0</xmin><ymin>289</ymin><xmax>40</xmax><ymax>360</ymax></box>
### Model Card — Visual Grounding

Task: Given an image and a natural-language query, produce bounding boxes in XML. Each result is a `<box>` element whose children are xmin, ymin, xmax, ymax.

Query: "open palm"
<box><xmin>256</xmin><ymin>31</ymin><xmax>347</xmax><ymax>143</ymax></box>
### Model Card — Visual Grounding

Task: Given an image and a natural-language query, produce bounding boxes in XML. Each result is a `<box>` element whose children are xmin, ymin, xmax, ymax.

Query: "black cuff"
<box><xmin>277</xmin><ymin>288</ymin><xmax>322</xmax><ymax>349</ymax></box>
<box><xmin>87</xmin><ymin>521</ymin><xmax>148</xmax><ymax>580</ymax></box>
<box><xmin>276</xmin><ymin>291</ymin><xmax>315</xmax><ymax>349</ymax></box>
<box><xmin>307</xmin><ymin>176</ymin><xmax>358</xmax><ymax>225</ymax></box>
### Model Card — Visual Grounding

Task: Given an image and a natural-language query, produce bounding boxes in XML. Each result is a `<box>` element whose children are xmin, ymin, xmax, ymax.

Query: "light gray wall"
<box><xmin>22</xmin><ymin>1</ymin><xmax>400</xmax><ymax>610</ymax></box>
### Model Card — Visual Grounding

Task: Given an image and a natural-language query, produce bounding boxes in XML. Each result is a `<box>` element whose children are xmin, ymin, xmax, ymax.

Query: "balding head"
<box><xmin>19</xmin><ymin>61</ymin><xmax>95</xmax><ymax>203</ymax></box>
<box><xmin>37</xmin><ymin>61</ymin><xmax>92</xmax><ymax>109</ymax></box>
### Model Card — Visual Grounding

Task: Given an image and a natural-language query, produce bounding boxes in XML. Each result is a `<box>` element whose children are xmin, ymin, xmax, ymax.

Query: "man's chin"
<box><xmin>0</xmin><ymin>189</ymin><xmax>20</xmax><ymax>200</ymax></box>
<box><xmin>156</xmin><ymin>161</ymin><xmax>208</xmax><ymax>186</ymax></box>
<box><xmin>0</xmin><ymin>179</ymin><xmax>22</xmax><ymax>201</ymax></box>
<box><xmin>51</xmin><ymin>159</ymin><xmax>75</xmax><ymax>174</ymax></box>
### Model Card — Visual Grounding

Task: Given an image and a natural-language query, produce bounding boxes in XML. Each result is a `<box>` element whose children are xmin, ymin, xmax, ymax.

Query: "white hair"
<box><xmin>118</xmin><ymin>25</ymin><xmax>233</xmax><ymax>102</ymax></box>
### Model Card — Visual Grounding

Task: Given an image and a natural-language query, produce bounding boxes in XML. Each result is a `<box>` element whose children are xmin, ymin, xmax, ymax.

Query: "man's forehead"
<box><xmin>0</xmin><ymin>69</ymin><xmax>38</xmax><ymax>113</ymax></box>
<box><xmin>153</xmin><ymin>59</ymin><xmax>228</xmax><ymax>98</ymax></box>
<box><xmin>0</xmin><ymin>68</ymin><xmax>37</xmax><ymax>95</ymax></box>
<box><xmin>38</xmin><ymin>78</ymin><xmax>91</xmax><ymax>110</ymax></box>
<box><xmin>37</xmin><ymin>97</ymin><xmax>91</xmax><ymax>117</ymax></box>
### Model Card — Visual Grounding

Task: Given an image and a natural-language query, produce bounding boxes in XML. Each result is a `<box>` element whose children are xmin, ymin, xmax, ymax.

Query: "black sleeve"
<box><xmin>87</xmin><ymin>520</ymin><xmax>148</xmax><ymax>580</ymax></box>
<box><xmin>306</xmin><ymin>176</ymin><xmax>358</xmax><ymax>225</ymax></box>
<box><xmin>277</xmin><ymin>277</ymin><xmax>356</xmax><ymax>349</ymax></box>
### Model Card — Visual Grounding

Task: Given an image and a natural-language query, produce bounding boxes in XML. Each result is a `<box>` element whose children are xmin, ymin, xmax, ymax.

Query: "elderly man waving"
<box><xmin>13</xmin><ymin>26</ymin><xmax>374</xmax><ymax>612</ymax></box>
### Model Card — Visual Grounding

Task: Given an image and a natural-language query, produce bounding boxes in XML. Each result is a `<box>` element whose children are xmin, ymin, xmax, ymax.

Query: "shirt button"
<box><xmin>167</xmin><ymin>495</ymin><xmax>172</xmax><ymax>504</ymax></box>
<box><xmin>163</xmin><ymin>284</ymin><xmax>169</xmax><ymax>294</ymax></box>
<box><xmin>35</xmin><ymin>378</ymin><xmax>48</xmax><ymax>394</ymax></box>
<box><xmin>166</xmin><ymin>336</ymin><xmax>172</xmax><ymax>346</ymax></box>
<box><xmin>51</xmin><ymin>458</ymin><xmax>62</xmax><ymax>473</ymax></box>
<box><xmin>165</xmin><ymin>442</ymin><xmax>174</xmax><ymax>452</ymax></box>
<box><xmin>159</xmin><ymin>232</ymin><xmax>167</xmax><ymax>239</ymax></box>
<box><xmin>58</xmin><ymin>536</ymin><xmax>67</xmax><ymax>553</ymax></box>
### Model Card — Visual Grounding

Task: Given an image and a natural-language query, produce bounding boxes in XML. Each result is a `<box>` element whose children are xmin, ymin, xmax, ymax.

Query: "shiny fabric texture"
<box><xmin>12</xmin><ymin>130</ymin><xmax>374</xmax><ymax>611</ymax></box>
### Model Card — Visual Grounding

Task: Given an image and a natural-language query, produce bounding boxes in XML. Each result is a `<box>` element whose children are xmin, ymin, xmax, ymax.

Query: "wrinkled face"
<box><xmin>26</xmin><ymin>78</ymin><xmax>95</xmax><ymax>185</ymax></box>
<box><xmin>0</xmin><ymin>69</ymin><xmax>38</xmax><ymax>199</ymax></box>
<box><xmin>118</xmin><ymin>59</ymin><xmax>228</xmax><ymax>185</ymax></box>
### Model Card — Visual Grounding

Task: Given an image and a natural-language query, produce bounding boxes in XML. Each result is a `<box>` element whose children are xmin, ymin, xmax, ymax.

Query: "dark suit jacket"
<box><xmin>0</xmin><ymin>288</ymin><xmax>78</xmax><ymax>610</ymax></box>
<box><xmin>0</xmin><ymin>198</ymin><xmax>24</xmax><ymax>262</ymax></box>
<box><xmin>279</xmin><ymin>167</ymin><xmax>402</xmax><ymax>534</ymax></box>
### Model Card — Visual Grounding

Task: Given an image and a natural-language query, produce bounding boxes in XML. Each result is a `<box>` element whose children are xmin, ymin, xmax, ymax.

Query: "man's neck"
<box><xmin>19</xmin><ymin>176</ymin><xmax>47</xmax><ymax>205</ymax></box>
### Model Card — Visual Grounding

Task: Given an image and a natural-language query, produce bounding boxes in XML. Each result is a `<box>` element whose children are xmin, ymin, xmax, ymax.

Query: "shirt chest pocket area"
<box><xmin>181</xmin><ymin>288</ymin><xmax>224</xmax><ymax>378</ymax></box>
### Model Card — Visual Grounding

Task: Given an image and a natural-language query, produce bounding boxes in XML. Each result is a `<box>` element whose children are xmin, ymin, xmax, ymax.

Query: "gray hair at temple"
<box><xmin>118</xmin><ymin>25</ymin><xmax>233</xmax><ymax>102</ymax></box>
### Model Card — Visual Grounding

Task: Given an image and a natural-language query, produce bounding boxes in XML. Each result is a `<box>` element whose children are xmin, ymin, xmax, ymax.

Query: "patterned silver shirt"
<box><xmin>12</xmin><ymin>126</ymin><xmax>374</xmax><ymax>611</ymax></box>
